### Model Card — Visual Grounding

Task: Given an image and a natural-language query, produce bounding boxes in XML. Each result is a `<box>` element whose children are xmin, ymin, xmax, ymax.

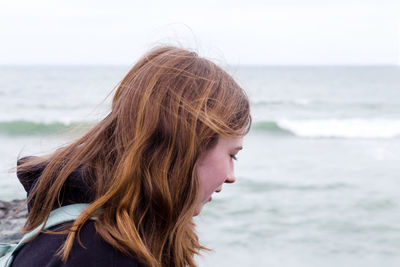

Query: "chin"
<box><xmin>193</xmin><ymin>204</ymin><xmax>203</xmax><ymax>216</ymax></box>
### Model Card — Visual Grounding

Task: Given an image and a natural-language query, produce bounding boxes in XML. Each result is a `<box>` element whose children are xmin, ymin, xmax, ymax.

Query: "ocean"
<box><xmin>1</xmin><ymin>65</ymin><xmax>399</xmax><ymax>266</ymax></box>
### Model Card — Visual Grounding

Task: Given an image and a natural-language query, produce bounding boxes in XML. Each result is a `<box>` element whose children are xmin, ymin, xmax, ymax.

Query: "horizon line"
<box><xmin>0</xmin><ymin>63</ymin><xmax>399</xmax><ymax>68</ymax></box>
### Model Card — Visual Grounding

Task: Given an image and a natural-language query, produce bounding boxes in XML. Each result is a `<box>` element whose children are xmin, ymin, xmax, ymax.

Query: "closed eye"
<box><xmin>230</xmin><ymin>154</ymin><xmax>238</xmax><ymax>161</ymax></box>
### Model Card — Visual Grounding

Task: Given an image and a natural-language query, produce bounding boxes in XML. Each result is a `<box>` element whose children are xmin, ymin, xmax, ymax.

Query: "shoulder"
<box><xmin>16</xmin><ymin>156</ymin><xmax>44</xmax><ymax>195</ymax></box>
<box><xmin>12</xmin><ymin>220</ymin><xmax>143</xmax><ymax>267</ymax></box>
<box><xmin>67</xmin><ymin>220</ymin><xmax>144</xmax><ymax>267</ymax></box>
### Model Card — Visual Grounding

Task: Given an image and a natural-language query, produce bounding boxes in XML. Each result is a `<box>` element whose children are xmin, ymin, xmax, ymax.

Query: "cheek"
<box><xmin>198</xmin><ymin>160</ymin><xmax>229</xmax><ymax>195</ymax></box>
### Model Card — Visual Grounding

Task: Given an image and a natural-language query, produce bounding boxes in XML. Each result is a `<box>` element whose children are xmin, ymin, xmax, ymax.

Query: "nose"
<box><xmin>225</xmin><ymin>175</ymin><xmax>236</xmax><ymax>184</ymax></box>
<box><xmin>225</xmin><ymin>165</ymin><xmax>236</xmax><ymax>183</ymax></box>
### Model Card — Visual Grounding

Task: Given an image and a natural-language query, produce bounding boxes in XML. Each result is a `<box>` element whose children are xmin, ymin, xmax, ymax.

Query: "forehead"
<box><xmin>216</xmin><ymin>136</ymin><xmax>243</xmax><ymax>149</ymax></box>
<box><xmin>198</xmin><ymin>135</ymin><xmax>243</xmax><ymax>164</ymax></box>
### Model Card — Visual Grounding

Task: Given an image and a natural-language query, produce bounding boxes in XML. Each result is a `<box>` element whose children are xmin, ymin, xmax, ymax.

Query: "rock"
<box><xmin>0</xmin><ymin>199</ymin><xmax>27</xmax><ymax>243</ymax></box>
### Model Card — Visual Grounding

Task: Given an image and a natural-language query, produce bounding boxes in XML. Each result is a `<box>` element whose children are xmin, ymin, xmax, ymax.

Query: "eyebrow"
<box><xmin>234</xmin><ymin>146</ymin><xmax>243</xmax><ymax>151</ymax></box>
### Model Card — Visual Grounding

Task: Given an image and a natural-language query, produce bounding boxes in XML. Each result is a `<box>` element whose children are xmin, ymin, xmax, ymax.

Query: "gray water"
<box><xmin>1</xmin><ymin>65</ymin><xmax>399</xmax><ymax>266</ymax></box>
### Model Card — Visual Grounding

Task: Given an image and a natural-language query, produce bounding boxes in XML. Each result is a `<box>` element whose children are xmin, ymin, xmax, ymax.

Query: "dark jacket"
<box><xmin>12</xmin><ymin>157</ymin><xmax>144</xmax><ymax>267</ymax></box>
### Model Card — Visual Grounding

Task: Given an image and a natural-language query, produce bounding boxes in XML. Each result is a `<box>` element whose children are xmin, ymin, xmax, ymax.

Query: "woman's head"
<box><xmin>21</xmin><ymin>46</ymin><xmax>251</xmax><ymax>267</ymax></box>
<box><xmin>109</xmin><ymin>46</ymin><xmax>251</xmax><ymax>215</ymax></box>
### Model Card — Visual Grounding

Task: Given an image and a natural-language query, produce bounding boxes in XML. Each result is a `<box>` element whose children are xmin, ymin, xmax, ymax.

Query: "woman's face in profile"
<box><xmin>195</xmin><ymin>136</ymin><xmax>243</xmax><ymax>215</ymax></box>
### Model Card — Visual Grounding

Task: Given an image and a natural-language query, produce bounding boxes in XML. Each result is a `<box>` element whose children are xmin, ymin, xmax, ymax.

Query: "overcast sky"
<box><xmin>1</xmin><ymin>0</ymin><xmax>399</xmax><ymax>65</ymax></box>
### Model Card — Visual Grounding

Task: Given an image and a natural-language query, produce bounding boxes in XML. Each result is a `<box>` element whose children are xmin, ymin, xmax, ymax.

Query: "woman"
<box><xmin>13</xmin><ymin>46</ymin><xmax>251</xmax><ymax>267</ymax></box>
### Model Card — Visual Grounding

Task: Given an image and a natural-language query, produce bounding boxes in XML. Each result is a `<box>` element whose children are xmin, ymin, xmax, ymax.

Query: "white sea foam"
<box><xmin>277</xmin><ymin>118</ymin><xmax>400</xmax><ymax>138</ymax></box>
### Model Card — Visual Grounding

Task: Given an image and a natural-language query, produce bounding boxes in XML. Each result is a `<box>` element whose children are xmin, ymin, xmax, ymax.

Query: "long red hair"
<box><xmin>18</xmin><ymin>46</ymin><xmax>251</xmax><ymax>267</ymax></box>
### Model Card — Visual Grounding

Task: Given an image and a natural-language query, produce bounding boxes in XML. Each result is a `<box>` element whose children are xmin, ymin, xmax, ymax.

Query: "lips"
<box><xmin>206</xmin><ymin>187</ymin><xmax>223</xmax><ymax>203</ymax></box>
<box><xmin>215</xmin><ymin>186</ymin><xmax>222</xmax><ymax>193</ymax></box>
